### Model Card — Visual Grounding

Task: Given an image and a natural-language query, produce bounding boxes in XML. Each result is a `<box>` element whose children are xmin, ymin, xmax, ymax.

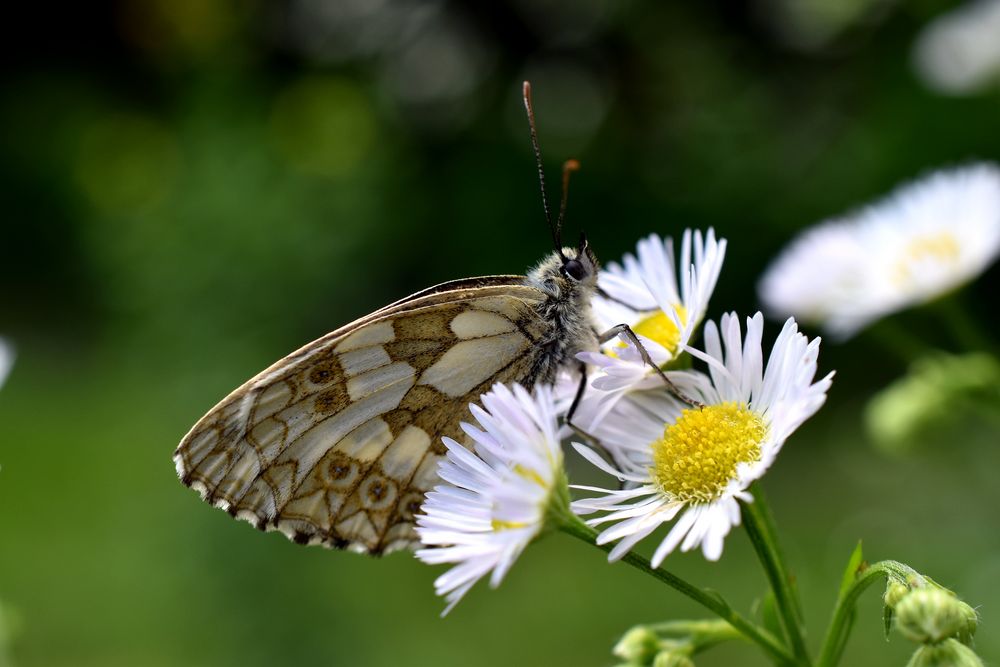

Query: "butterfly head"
<box><xmin>529</xmin><ymin>233</ymin><xmax>599</xmax><ymax>298</ymax></box>
<box><xmin>559</xmin><ymin>233</ymin><xmax>598</xmax><ymax>283</ymax></box>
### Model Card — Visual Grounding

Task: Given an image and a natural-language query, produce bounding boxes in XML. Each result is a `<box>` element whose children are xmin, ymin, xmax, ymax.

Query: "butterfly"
<box><xmin>173</xmin><ymin>82</ymin><xmax>681</xmax><ymax>555</ymax></box>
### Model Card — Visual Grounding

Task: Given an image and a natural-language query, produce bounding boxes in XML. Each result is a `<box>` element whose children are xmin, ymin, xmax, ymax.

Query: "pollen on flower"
<box><xmin>894</xmin><ymin>232</ymin><xmax>961</xmax><ymax>283</ymax></box>
<box><xmin>617</xmin><ymin>306</ymin><xmax>688</xmax><ymax>355</ymax></box>
<box><xmin>491</xmin><ymin>519</ymin><xmax>529</xmax><ymax>531</ymax></box>
<box><xmin>514</xmin><ymin>464</ymin><xmax>547</xmax><ymax>488</ymax></box>
<box><xmin>650</xmin><ymin>402</ymin><xmax>766</xmax><ymax>503</ymax></box>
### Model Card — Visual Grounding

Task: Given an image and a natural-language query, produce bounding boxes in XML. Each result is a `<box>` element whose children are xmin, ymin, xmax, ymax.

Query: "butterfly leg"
<box><xmin>564</xmin><ymin>361</ymin><xmax>635</xmax><ymax>486</ymax></box>
<box><xmin>564</xmin><ymin>361</ymin><xmax>605</xmax><ymax>448</ymax></box>
<box><xmin>599</xmin><ymin>323</ymin><xmax>704</xmax><ymax>408</ymax></box>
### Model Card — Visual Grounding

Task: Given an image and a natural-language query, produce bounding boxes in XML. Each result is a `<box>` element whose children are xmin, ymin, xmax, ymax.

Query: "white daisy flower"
<box><xmin>587</xmin><ymin>229</ymin><xmax>727</xmax><ymax>391</ymax></box>
<box><xmin>759</xmin><ymin>164</ymin><xmax>1000</xmax><ymax>339</ymax></box>
<box><xmin>571</xmin><ymin>313</ymin><xmax>832</xmax><ymax>565</ymax></box>
<box><xmin>415</xmin><ymin>382</ymin><xmax>568</xmax><ymax>615</ymax></box>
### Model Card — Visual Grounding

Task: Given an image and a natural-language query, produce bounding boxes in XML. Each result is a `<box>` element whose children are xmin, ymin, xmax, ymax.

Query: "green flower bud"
<box><xmin>905</xmin><ymin>638</ymin><xmax>984</xmax><ymax>667</ymax></box>
<box><xmin>865</xmin><ymin>353</ymin><xmax>1000</xmax><ymax>455</ymax></box>
<box><xmin>884</xmin><ymin>581</ymin><xmax>910</xmax><ymax>609</ymax></box>
<box><xmin>652</xmin><ymin>651</ymin><xmax>695</xmax><ymax>667</ymax></box>
<box><xmin>896</xmin><ymin>587</ymin><xmax>969</xmax><ymax>643</ymax></box>
<box><xmin>613</xmin><ymin>626</ymin><xmax>660</xmax><ymax>664</ymax></box>
<box><xmin>955</xmin><ymin>600</ymin><xmax>979</xmax><ymax>644</ymax></box>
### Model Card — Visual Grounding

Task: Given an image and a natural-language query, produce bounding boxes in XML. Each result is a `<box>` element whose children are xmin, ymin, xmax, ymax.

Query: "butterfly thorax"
<box><xmin>524</xmin><ymin>246</ymin><xmax>600</xmax><ymax>382</ymax></box>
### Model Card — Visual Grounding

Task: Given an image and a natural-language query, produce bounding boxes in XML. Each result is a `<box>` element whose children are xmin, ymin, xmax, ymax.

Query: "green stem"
<box><xmin>742</xmin><ymin>488</ymin><xmax>811</xmax><ymax>666</ymax></box>
<box><xmin>815</xmin><ymin>560</ymin><xmax>922</xmax><ymax>667</ymax></box>
<box><xmin>865</xmin><ymin>319</ymin><xmax>938</xmax><ymax>366</ymax></box>
<box><xmin>561</xmin><ymin>517</ymin><xmax>796</xmax><ymax>666</ymax></box>
<box><xmin>648</xmin><ymin>619</ymin><xmax>743</xmax><ymax>654</ymax></box>
<box><xmin>649</xmin><ymin>618</ymin><xmax>741</xmax><ymax>637</ymax></box>
<box><xmin>932</xmin><ymin>295</ymin><xmax>995</xmax><ymax>353</ymax></box>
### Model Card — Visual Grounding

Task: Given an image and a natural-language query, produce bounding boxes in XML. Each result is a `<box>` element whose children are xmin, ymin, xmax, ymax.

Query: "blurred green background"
<box><xmin>2</xmin><ymin>0</ymin><xmax>1000</xmax><ymax>665</ymax></box>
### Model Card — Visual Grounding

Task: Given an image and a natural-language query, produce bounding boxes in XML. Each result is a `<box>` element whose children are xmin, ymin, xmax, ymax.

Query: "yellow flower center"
<box><xmin>490</xmin><ymin>464</ymin><xmax>547</xmax><ymax>532</ymax></box>
<box><xmin>894</xmin><ymin>233</ymin><xmax>960</xmax><ymax>284</ymax></box>
<box><xmin>615</xmin><ymin>306</ymin><xmax>689</xmax><ymax>356</ymax></box>
<box><xmin>651</xmin><ymin>402</ymin><xmax>767</xmax><ymax>504</ymax></box>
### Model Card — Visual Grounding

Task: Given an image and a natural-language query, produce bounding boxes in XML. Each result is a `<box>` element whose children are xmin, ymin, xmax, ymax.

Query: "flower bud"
<box><xmin>955</xmin><ymin>599</ymin><xmax>978</xmax><ymax>644</ymax></box>
<box><xmin>884</xmin><ymin>581</ymin><xmax>910</xmax><ymax>609</ymax></box>
<box><xmin>613</xmin><ymin>626</ymin><xmax>660</xmax><ymax>664</ymax></box>
<box><xmin>865</xmin><ymin>353</ymin><xmax>1000</xmax><ymax>455</ymax></box>
<box><xmin>652</xmin><ymin>651</ymin><xmax>695</xmax><ymax>667</ymax></box>
<box><xmin>905</xmin><ymin>638</ymin><xmax>984</xmax><ymax>667</ymax></box>
<box><xmin>896</xmin><ymin>587</ymin><xmax>969</xmax><ymax>643</ymax></box>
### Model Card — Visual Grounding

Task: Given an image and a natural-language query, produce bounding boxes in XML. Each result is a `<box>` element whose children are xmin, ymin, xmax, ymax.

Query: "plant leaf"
<box><xmin>759</xmin><ymin>590</ymin><xmax>784</xmax><ymax>642</ymax></box>
<box><xmin>838</xmin><ymin>541</ymin><xmax>865</xmax><ymax>599</ymax></box>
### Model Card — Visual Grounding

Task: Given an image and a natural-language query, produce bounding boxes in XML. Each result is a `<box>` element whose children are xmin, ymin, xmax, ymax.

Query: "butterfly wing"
<box><xmin>174</xmin><ymin>280</ymin><xmax>551</xmax><ymax>555</ymax></box>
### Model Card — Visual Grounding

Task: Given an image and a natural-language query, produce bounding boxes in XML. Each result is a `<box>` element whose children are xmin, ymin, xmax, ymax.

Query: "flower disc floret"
<box><xmin>631</xmin><ymin>307</ymin><xmax>687</xmax><ymax>356</ymax></box>
<box><xmin>652</xmin><ymin>403</ymin><xmax>766</xmax><ymax>504</ymax></box>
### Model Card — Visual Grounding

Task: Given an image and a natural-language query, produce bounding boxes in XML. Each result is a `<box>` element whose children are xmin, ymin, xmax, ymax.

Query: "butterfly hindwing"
<box><xmin>174</xmin><ymin>281</ymin><xmax>551</xmax><ymax>554</ymax></box>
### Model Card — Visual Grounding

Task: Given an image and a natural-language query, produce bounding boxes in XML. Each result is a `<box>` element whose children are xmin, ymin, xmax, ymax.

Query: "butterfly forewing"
<box><xmin>174</xmin><ymin>281</ymin><xmax>551</xmax><ymax>554</ymax></box>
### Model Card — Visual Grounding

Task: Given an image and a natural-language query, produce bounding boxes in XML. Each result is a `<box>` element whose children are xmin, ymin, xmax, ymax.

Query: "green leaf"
<box><xmin>883</xmin><ymin>603</ymin><xmax>894</xmax><ymax>641</ymax></box>
<box><xmin>838</xmin><ymin>541</ymin><xmax>865</xmax><ymax>599</ymax></box>
<box><xmin>789</xmin><ymin>572</ymin><xmax>805</xmax><ymax>625</ymax></box>
<box><xmin>758</xmin><ymin>590</ymin><xmax>784</xmax><ymax>642</ymax></box>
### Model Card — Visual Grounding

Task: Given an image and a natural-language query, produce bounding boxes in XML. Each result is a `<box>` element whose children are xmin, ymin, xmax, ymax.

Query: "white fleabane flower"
<box><xmin>759</xmin><ymin>164</ymin><xmax>1000</xmax><ymax>339</ymax></box>
<box><xmin>588</xmin><ymin>229</ymin><xmax>727</xmax><ymax>390</ymax></box>
<box><xmin>913</xmin><ymin>0</ymin><xmax>1000</xmax><ymax>95</ymax></box>
<box><xmin>572</xmin><ymin>313</ymin><xmax>832</xmax><ymax>565</ymax></box>
<box><xmin>0</xmin><ymin>339</ymin><xmax>13</xmax><ymax>389</ymax></box>
<box><xmin>416</xmin><ymin>382</ymin><xmax>568</xmax><ymax>615</ymax></box>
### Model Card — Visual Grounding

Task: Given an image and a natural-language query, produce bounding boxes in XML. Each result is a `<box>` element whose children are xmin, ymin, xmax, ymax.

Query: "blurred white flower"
<box><xmin>913</xmin><ymin>0</ymin><xmax>1000</xmax><ymax>95</ymax></box>
<box><xmin>759</xmin><ymin>164</ymin><xmax>1000</xmax><ymax>339</ymax></box>
<box><xmin>586</xmin><ymin>230</ymin><xmax>727</xmax><ymax>391</ymax></box>
<box><xmin>572</xmin><ymin>313</ymin><xmax>832</xmax><ymax>565</ymax></box>
<box><xmin>756</xmin><ymin>0</ymin><xmax>898</xmax><ymax>52</ymax></box>
<box><xmin>416</xmin><ymin>383</ymin><xmax>567</xmax><ymax>614</ymax></box>
<box><xmin>0</xmin><ymin>339</ymin><xmax>13</xmax><ymax>389</ymax></box>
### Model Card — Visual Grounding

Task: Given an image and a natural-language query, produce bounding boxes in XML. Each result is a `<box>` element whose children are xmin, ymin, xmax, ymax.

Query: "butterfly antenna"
<box><xmin>523</xmin><ymin>81</ymin><xmax>562</xmax><ymax>256</ymax></box>
<box><xmin>557</xmin><ymin>159</ymin><xmax>580</xmax><ymax>237</ymax></box>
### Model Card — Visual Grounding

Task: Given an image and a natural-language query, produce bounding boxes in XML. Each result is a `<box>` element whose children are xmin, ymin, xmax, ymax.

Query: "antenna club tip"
<box><xmin>564</xmin><ymin>159</ymin><xmax>581</xmax><ymax>171</ymax></box>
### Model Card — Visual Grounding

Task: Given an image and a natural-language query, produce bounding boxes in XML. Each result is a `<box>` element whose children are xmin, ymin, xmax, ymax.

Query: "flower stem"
<box><xmin>933</xmin><ymin>294</ymin><xmax>995</xmax><ymax>354</ymax></box>
<box><xmin>742</xmin><ymin>486</ymin><xmax>811</xmax><ymax>666</ymax></box>
<box><xmin>815</xmin><ymin>560</ymin><xmax>921</xmax><ymax>667</ymax></box>
<box><xmin>866</xmin><ymin>319</ymin><xmax>937</xmax><ymax>366</ymax></box>
<box><xmin>648</xmin><ymin>619</ymin><xmax>743</xmax><ymax>654</ymax></box>
<box><xmin>560</xmin><ymin>517</ymin><xmax>796</xmax><ymax>666</ymax></box>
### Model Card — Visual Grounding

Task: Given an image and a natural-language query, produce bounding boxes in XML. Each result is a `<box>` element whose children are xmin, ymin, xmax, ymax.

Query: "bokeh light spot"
<box><xmin>269</xmin><ymin>76</ymin><xmax>376</xmax><ymax>179</ymax></box>
<box><xmin>73</xmin><ymin>113</ymin><xmax>178</xmax><ymax>214</ymax></box>
<box><xmin>118</xmin><ymin>0</ymin><xmax>244</xmax><ymax>58</ymax></box>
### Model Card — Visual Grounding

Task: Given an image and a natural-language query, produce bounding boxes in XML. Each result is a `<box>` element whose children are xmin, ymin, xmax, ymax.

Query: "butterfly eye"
<box><xmin>562</xmin><ymin>259</ymin><xmax>588</xmax><ymax>281</ymax></box>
